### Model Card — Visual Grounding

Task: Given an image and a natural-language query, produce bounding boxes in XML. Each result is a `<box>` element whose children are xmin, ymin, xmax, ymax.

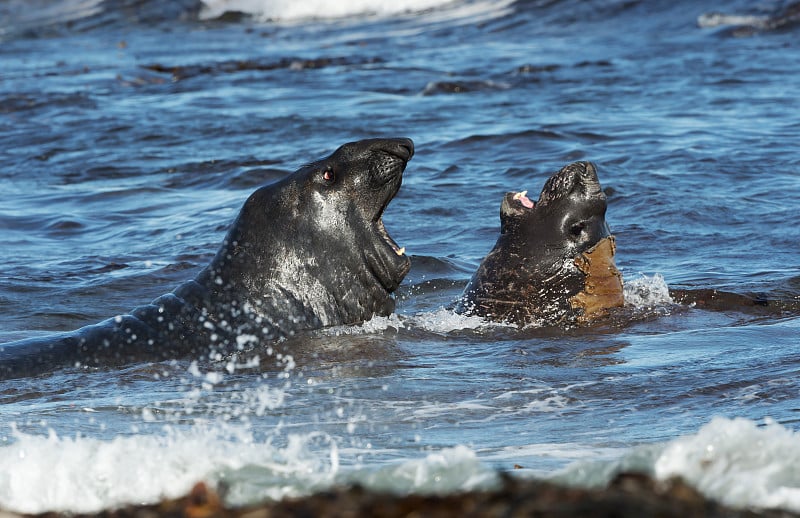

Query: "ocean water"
<box><xmin>1</xmin><ymin>0</ymin><xmax>800</xmax><ymax>513</ymax></box>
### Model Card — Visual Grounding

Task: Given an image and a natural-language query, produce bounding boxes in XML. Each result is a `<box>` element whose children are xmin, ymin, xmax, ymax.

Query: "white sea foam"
<box><xmin>200</xmin><ymin>0</ymin><xmax>456</xmax><ymax>21</ymax></box>
<box><xmin>0</xmin><ymin>422</ymin><xmax>343</xmax><ymax>514</ymax></box>
<box><xmin>199</xmin><ymin>0</ymin><xmax>515</xmax><ymax>24</ymax></box>
<box><xmin>0</xmin><ymin>423</ymin><xmax>497</xmax><ymax>514</ymax></box>
<box><xmin>623</xmin><ymin>273</ymin><xmax>673</xmax><ymax>307</ymax></box>
<box><xmin>353</xmin><ymin>445</ymin><xmax>499</xmax><ymax>494</ymax></box>
<box><xmin>324</xmin><ymin>313</ymin><xmax>405</xmax><ymax>336</ymax></box>
<box><xmin>408</xmin><ymin>307</ymin><xmax>500</xmax><ymax>333</ymax></box>
<box><xmin>555</xmin><ymin>417</ymin><xmax>800</xmax><ymax>512</ymax></box>
<box><xmin>654</xmin><ymin>417</ymin><xmax>800</xmax><ymax>512</ymax></box>
<box><xmin>325</xmin><ymin>308</ymin><xmax>505</xmax><ymax>336</ymax></box>
<box><xmin>697</xmin><ymin>13</ymin><xmax>768</xmax><ymax>29</ymax></box>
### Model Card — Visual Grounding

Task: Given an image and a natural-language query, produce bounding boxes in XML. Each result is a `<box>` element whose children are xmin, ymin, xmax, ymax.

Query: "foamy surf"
<box><xmin>554</xmin><ymin>417</ymin><xmax>800</xmax><ymax>512</ymax></box>
<box><xmin>352</xmin><ymin>445</ymin><xmax>499</xmax><ymax>494</ymax></box>
<box><xmin>0</xmin><ymin>421</ymin><xmax>498</xmax><ymax>514</ymax></box>
<box><xmin>324</xmin><ymin>308</ymin><xmax>507</xmax><ymax>337</ymax></box>
<box><xmin>200</xmin><ymin>0</ymin><xmax>456</xmax><ymax>21</ymax></box>
<box><xmin>697</xmin><ymin>13</ymin><xmax>768</xmax><ymax>29</ymax></box>
<box><xmin>655</xmin><ymin>417</ymin><xmax>800</xmax><ymax>512</ymax></box>
<box><xmin>407</xmin><ymin>307</ymin><xmax>503</xmax><ymax>333</ymax></box>
<box><xmin>198</xmin><ymin>0</ymin><xmax>515</xmax><ymax>24</ymax></box>
<box><xmin>623</xmin><ymin>273</ymin><xmax>673</xmax><ymax>308</ymax></box>
<box><xmin>0</xmin><ymin>423</ymin><xmax>339</xmax><ymax>514</ymax></box>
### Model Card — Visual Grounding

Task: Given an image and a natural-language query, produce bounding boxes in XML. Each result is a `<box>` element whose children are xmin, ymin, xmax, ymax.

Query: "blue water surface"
<box><xmin>0</xmin><ymin>0</ymin><xmax>799</xmax><ymax>513</ymax></box>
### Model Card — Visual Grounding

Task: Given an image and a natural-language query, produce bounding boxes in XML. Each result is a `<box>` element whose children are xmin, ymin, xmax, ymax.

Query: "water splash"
<box><xmin>697</xmin><ymin>13</ymin><xmax>768</xmax><ymax>29</ymax></box>
<box><xmin>0</xmin><ymin>423</ymin><xmax>339</xmax><ymax>514</ymax></box>
<box><xmin>323</xmin><ymin>308</ymin><xmax>506</xmax><ymax>336</ymax></box>
<box><xmin>553</xmin><ymin>417</ymin><xmax>800</xmax><ymax>512</ymax></box>
<box><xmin>324</xmin><ymin>313</ymin><xmax>405</xmax><ymax>336</ymax></box>
<box><xmin>655</xmin><ymin>417</ymin><xmax>800</xmax><ymax>512</ymax></box>
<box><xmin>0</xmin><ymin>420</ymin><xmax>504</xmax><ymax>514</ymax></box>
<box><xmin>407</xmin><ymin>307</ymin><xmax>499</xmax><ymax>333</ymax></box>
<box><xmin>623</xmin><ymin>273</ymin><xmax>673</xmax><ymax>308</ymax></box>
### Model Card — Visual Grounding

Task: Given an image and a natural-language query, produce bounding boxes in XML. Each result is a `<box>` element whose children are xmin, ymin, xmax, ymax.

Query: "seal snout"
<box><xmin>538</xmin><ymin>161</ymin><xmax>604</xmax><ymax>205</ymax></box>
<box><xmin>576</xmin><ymin>161</ymin><xmax>602</xmax><ymax>197</ymax></box>
<box><xmin>378</xmin><ymin>137</ymin><xmax>414</xmax><ymax>162</ymax></box>
<box><xmin>560</xmin><ymin>161</ymin><xmax>602</xmax><ymax>198</ymax></box>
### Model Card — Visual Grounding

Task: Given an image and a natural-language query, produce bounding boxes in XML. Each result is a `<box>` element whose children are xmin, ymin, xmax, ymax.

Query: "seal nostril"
<box><xmin>384</xmin><ymin>138</ymin><xmax>414</xmax><ymax>161</ymax></box>
<box><xmin>399</xmin><ymin>138</ymin><xmax>414</xmax><ymax>159</ymax></box>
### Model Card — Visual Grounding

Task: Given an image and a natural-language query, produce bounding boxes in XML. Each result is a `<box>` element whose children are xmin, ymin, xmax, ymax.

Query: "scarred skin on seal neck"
<box><xmin>570</xmin><ymin>235</ymin><xmax>624</xmax><ymax>322</ymax></box>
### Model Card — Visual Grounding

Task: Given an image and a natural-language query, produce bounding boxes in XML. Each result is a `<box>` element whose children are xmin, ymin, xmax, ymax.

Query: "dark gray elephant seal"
<box><xmin>455</xmin><ymin>161</ymin><xmax>623</xmax><ymax>326</ymax></box>
<box><xmin>0</xmin><ymin>138</ymin><xmax>414</xmax><ymax>380</ymax></box>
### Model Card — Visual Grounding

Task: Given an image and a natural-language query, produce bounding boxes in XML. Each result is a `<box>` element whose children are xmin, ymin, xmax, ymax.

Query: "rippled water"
<box><xmin>1</xmin><ymin>0</ymin><xmax>800</xmax><ymax>513</ymax></box>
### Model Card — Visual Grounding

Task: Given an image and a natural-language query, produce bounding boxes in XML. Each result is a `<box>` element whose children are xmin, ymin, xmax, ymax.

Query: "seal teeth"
<box><xmin>395</xmin><ymin>247</ymin><xmax>406</xmax><ymax>256</ymax></box>
<box><xmin>513</xmin><ymin>190</ymin><xmax>535</xmax><ymax>208</ymax></box>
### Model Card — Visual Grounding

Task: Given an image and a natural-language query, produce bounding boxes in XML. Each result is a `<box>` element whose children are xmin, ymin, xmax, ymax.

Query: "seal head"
<box><xmin>456</xmin><ymin>161</ymin><xmax>623</xmax><ymax>326</ymax></box>
<box><xmin>199</xmin><ymin>137</ymin><xmax>414</xmax><ymax>332</ymax></box>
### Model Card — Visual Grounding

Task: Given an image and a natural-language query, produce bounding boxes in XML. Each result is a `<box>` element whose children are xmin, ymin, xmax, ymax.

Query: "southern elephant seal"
<box><xmin>456</xmin><ymin>161</ymin><xmax>623</xmax><ymax>326</ymax></box>
<box><xmin>0</xmin><ymin>138</ymin><xmax>414</xmax><ymax>380</ymax></box>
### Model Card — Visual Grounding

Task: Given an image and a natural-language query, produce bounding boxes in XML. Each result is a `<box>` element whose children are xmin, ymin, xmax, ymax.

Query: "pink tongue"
<box><xmin>517</xmin><ymin>193</ymin><xmax>534</xmax><ymax>208</ymax></box>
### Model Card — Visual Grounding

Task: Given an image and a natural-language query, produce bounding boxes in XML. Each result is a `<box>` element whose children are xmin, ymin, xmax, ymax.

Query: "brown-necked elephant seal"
<box><xmin>0</xmin><ymin>138</ymin><xmax>414</xmax><ymax>380</ymax></box>
<box><xmin>455</xmin><ymin>161</ymin><xmax>623</xmax><ymax>326</ymax></box>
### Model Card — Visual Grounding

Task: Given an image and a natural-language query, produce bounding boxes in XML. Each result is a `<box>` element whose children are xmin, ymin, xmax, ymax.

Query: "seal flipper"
<box><xmin>0</xmin><ymin>314</ymin><xmax>158</xmax><ymax>380</ymax></box>
<box><xmin>0</xmin><ymin>333</ymin><xmax>84</xmax><ymax>380</ymax></box>
<box><xmin>0</xmin><ymin>289</ymin><xmax>202</xmax><ymax>381</ymax></box>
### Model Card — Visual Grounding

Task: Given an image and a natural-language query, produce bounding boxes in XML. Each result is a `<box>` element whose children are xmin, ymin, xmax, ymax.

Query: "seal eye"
<box><xmin>570</xmin><ymin>222</ymin><xmax>586</xmax><ymax>238</ymax></box>
<box><xmin>322</xmin><ymin>167</ymin><xmax>335</xmax><ymax>183</ymax></box>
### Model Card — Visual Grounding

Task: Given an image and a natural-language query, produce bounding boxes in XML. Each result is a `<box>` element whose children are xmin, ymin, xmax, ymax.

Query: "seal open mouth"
<box><xmin>513</xmin><ymin>190</ymin><xmax>535</xmax><ymax>209</ymax></box>
<box><xmin>365</xmin><ymin>139</ymin><xmax>413</xmax><ymax>291</ymax></box>
<box><xmin>371</xmin><ymin>140</ymin><xmax>413</xmax><ymax>258</ymax></box>
<box><xmin>375</xmin><ymin>217</ymin><xmax>405</xmax><ymax>256</ymax></box>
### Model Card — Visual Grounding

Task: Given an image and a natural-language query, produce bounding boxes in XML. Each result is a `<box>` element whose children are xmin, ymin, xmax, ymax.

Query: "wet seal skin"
<box><xmin>456</xmin><ymin>161</ymin><xmax>624</xmax><ymax>326</ymax></box>
<box><xmin>0</xmin><ymin>138</ymin><xmax>414</xmax><ymax>380</ymax></box>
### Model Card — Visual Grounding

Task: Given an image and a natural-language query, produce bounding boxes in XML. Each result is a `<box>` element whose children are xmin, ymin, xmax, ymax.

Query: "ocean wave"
<box><xmin>0</xmin><ymin>423</ymin><xmax>339</xmax><ymax>514</ymax></box>
<box><xmin>554</xmin><ymin>417</ymin><xmax>800</xmax><ymax>512</ymax></box>
<box><xmin>199</xmin><ymin>0</ymin><xmax>448</xmax><ymax>21</ymax></box>
<box><xmin>655</xmin><ymin>417</ymin><xmax>800</xmax><ymax>512</ymax></box>
<box><xmin>351</xmin><ymin>445</ymin><xmax>498</xmax><ymax>494</ymax></box>
<box><xmin>0</xmin><ymin>0</ymin><xmax>104</xmax><ymax>36</ymax></box>
<box><xmin>697</xmin><ymin>3</ymin><xmax>800</xmax><ymax>35</ymax></box>
<box><xmin>0</xmin><ymin>0</ymin><xmax>201</xmax><ymax>38</ymax></box>
<box><xmin>198</xmin><ymin>0</ymin><xmax>514</xmax><ymax>23</ymax></box>
<box><xmin>0</xmin><ymin>419</ymin><xmax>495</xmax><ymax>514</ymax></box>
